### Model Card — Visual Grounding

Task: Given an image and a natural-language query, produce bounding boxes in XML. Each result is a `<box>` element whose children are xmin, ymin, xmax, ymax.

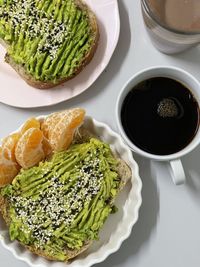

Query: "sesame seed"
<box><xmin>0</xmin><ymin>0</ymin><xmax>69</xmax><ymax>59</ymax></box>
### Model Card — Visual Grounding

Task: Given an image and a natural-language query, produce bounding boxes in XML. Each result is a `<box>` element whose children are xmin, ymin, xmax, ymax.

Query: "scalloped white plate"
<box><xmin>0</xmin><ymin>116</ymin><xmax>142</xmax><ymax>267</ymax></box>
<box><xmin>0</xmin><ymin>0</ymin><xmax>120</xmax><ymax>108</ymax></box>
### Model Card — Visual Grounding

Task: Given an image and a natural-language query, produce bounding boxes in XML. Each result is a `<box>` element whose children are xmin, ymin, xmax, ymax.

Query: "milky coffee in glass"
<box><xmin>141</xmin><ymin>0</ymin><xmax>200</xmax><ymax>54</ymax></box>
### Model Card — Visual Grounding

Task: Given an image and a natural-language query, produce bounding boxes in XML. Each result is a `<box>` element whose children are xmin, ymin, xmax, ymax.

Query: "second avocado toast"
<box><xmin>0</xmin><ymin>0</ymin><xmax>99</xmax><ymax>89</ymax></box>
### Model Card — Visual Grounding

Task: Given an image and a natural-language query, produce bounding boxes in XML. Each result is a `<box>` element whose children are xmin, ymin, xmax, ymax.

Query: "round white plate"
<box><xmin>0</xmin><ymin>0</ymin><xmax>120</xmax><ymax>108</ymax></box>
<box><xmin>0</xmin><ymin>115</ymin><xmax>142</xmax><ymax>267</ymax></box>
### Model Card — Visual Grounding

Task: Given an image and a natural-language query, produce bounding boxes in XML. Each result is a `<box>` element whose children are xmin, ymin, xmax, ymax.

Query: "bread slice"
<box><xmin>0</xmin><ymin>129</ymin><xmax>131</xmax><ymax>262</ymax></box>
<box><xmin>0</xmin><ymin>0</ymin><xmax>99</xmax><ymax>89</ymax></box>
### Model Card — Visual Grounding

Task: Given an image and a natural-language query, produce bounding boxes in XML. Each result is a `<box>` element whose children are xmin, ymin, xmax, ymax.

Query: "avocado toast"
<box><xmin>0</xmin><ymin>128</ymin><xmax>131</xmax><ymax>262</ymax></box>
<box><xmin>0</xmin><ymin>0</ymin><xmax>99</xmax><ymax>89</ymax></box>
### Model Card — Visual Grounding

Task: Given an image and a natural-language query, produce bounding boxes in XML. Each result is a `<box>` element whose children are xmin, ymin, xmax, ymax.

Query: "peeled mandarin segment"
<box><xmin>0</xmin><ymin>148</ymin><xmax>20</xmax><ymax>186</ymax></box>
<box><xmin>41</xmin><ymin>108</ymin><xmax>85</xmax><ymax>138</ymax></box>
<box><xmin>41</xmin><ymin>112</ymin><xmax>62</xmax><ymax>139</ymax></box>
<box><xmin>20</xmin><ymin>117</ymin><xmax>40</xmax><ymax>135</ymax></box>
<box><xmin>42</xmin><ymin>137</ymin><xmax>52</xmax><ymax>156</ymax></box>
<box><xmin>47</xmin><ymin>108</ymin><xmax>86</xmax><ymax>152</ymax></box>
<box><xmin>66</xmin><ymin>108</ymin><xmax>86</xmax><ymax>128</ymax></box>
<box><xmin>15</xmin><ymin>128</ymin><xmax>45</xmax><ymax>169</ymax></box>
<box><xmin>25</xmin><ymin>129</ymin><xmax>43</xmax><ymax>150</ymax></box>
<box><xmin>0</xmin><ymin>160</ymin><xmax>20</xmax><ymax>186</ymax></box>
<box><xmin>50</xmin><ymin>129</ymin><xmax>74</xmax><ymax>152</ymax></box>
<box><xmin>2</xmin><ymin>132</ymin><xmax>20</xmax><ymax>161</ymax></box>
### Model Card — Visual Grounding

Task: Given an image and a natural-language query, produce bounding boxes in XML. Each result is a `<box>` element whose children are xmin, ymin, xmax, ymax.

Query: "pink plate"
<box><xmin>0</xmin><ymin>0</ymin><xmax>120</xmax><ymax>108</ymax></box>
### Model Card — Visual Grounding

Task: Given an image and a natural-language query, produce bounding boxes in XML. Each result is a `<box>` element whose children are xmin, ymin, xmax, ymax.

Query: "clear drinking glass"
<box><xmin>141</xmin><ymin>0</ymin><xmax>200</xmax><ymax>54</ymax></box>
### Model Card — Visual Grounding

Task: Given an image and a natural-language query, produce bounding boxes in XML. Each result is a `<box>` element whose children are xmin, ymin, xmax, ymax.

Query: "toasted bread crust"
<box><xmin>24</xmin><ymin>240</ymin><xmax>92</xmax><ymax>262</ymax></box>
<box><xmin>0</xmin><ymin>195</ymin><xmax>10</xmax><ymax>225</ymax></box>
<box><xmin>2</xmin><ymin>0</ymin><xmax>99</xmax><ymax>89</ymax></box>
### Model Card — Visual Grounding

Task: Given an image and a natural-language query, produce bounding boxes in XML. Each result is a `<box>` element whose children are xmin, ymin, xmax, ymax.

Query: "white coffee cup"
<box><xmin>116</xmin><ymin>66</ymin><xmax>200</xmax><ymax>185</ymax></box>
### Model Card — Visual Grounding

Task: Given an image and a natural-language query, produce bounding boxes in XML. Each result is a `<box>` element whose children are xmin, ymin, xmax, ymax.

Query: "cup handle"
<box><xmin>169</xmin><ymin>159</ymin><xmax>186</xmax><ymax>185</ymax></box>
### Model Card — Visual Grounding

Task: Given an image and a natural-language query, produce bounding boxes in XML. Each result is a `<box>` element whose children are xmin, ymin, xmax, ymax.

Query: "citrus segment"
<box><xmin>20</xmin><ymin>117</ymin><xmax>40</xmax><ymax>135</ymax></box>
<box><xmin>0</xmin><ymin>147</ymin><xmax>20</xmax><ymax>186</ymax></box>
<box><xmin>41</xmin><ymin>112</ymin><xmax>61</xmax><ymax>139</ymax></box>
<box><xmin>15</xmin><ymin>128</ymin><xmax>45</xmax><ymax>169</ymax></box>
<box><xmin>2</xmin><ymin>132</ymin><xmax>20</xmax><ymax>161</ymax></box>
<box><xmin>42</xmin><ymin>108</ymin><xmax>85</xmax><ymax>152</ymax></box>
<box><xmin>42</xmin><ymin>137</ymin><xmax>52</xmax><ymax>157</ymax></box>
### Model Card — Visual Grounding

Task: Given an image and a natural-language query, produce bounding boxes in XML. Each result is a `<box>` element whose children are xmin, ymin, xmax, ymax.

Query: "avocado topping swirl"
<box><xmin>1</xmin><ymin>139</ymin><xmax>121</xmax><ymax>261</ymax></box>
<box><xmin>0</xmin><ymin>0</ymin><xmax>95</xmax><ymax>82</ymax></box>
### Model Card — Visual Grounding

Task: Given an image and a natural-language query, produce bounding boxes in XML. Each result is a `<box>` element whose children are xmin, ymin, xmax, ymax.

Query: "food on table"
<box><xmin>0</xmin><ymin>110</ymin><xmax>131</xmax><ymax>262</ymax></box>
<box><xmin>2</xmin><ymin>133</ymin><xmax>20</xmax><ymax>162</ymax></box>
<box><xmin>41</xmin><ymin>108</ymin><xmax>85</xmax><ymax>152</ymax></box>
<box><xmin>0</xmin><ymin>147</ymin><xmax>20</xmax><ymax>187</ymax></box>
<box><xmin>15</xmin><ymin>128</ymin><xmax>46</xmax><ymax>169</ymax></box>
<box><xmin>0</xmin><ymin>0</ymin><xmax>99</xmax><ymax>89</ymax></box>
<box><xmin>20</xmin><ymin>118</ymin><xmax>41</xmax><ymax>135</ymax></box>
<box><xmin>0</xmin><ymin>108</ymin><xmax>86</xmax><ymax>185</ymax></box>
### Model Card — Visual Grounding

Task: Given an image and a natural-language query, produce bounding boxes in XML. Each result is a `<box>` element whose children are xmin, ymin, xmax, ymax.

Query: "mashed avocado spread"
<box><xmin>0</xmin><ymin>138</ymin><xmax>121</xmax><ymax>261</ymax></box>
<box><xmin>0</xmin><ymin>0</ymin><xmax>95</xmax><ymax>82</ymax></box>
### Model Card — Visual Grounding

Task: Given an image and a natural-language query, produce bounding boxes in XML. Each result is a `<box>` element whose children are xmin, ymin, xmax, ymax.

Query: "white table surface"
<box><xmin>1</xmin><ymin>0</ymin><xmax>200</xmax><ymax>266</ymax></box>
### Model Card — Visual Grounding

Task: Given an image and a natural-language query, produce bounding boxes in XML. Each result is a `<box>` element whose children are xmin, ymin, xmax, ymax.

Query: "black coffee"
<box><xmin>121</xmin><ymin>77</ymin><xmax>200</xmax><ymax>155</ymax></box>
